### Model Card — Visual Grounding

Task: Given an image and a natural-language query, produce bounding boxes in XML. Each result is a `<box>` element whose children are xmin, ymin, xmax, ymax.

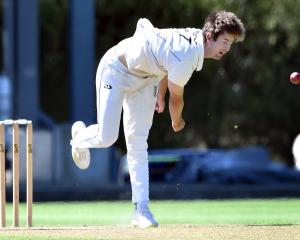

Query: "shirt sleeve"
<box><xmin>167</xmin><ymin>60</ymin><xmax>194</xmax><ymax>87</ymax></box>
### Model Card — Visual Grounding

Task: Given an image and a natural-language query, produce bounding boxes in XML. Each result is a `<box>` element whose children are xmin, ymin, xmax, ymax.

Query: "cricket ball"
<box><xmin>290</xmin><ymin>72</ymin><xmax>300</xmax><ymax>85</ymax></box>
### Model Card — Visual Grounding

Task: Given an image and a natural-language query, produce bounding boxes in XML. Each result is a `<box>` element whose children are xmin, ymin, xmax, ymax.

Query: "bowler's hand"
<box><xmin>155</xmin><ymin>98</ymin><xmax>165</xmax><ymax>113</ymax></box>
<box><xmin>172</xmin><ymin>118</ymin><xmax>185</xmax><ymax>132</ymax></box>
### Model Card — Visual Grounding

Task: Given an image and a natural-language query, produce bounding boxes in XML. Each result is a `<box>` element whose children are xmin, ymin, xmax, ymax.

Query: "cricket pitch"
<box><xmin>1</xmin><ymin>225</ymin><xmax>300</xmax><ymax>240</ymax></box>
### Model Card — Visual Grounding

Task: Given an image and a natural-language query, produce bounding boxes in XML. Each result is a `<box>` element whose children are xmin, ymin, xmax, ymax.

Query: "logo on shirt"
<box><xmin>103</xmin><ymin>84</ymin><xmax>112</xmax><ymax>89</ymax></box>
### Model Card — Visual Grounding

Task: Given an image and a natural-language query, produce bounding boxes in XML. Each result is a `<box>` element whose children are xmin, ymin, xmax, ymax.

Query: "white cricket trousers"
<box><xmin>71</xmin><ymin>47</ymin><xmax>159</xmax><ymax>203</ymax></box>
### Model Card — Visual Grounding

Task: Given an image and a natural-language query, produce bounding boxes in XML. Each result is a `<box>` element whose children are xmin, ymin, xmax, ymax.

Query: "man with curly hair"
<box><xmin>70</xmin><ymin>10</ymin><xmax>245</xmax><ymax>228</ymax></box>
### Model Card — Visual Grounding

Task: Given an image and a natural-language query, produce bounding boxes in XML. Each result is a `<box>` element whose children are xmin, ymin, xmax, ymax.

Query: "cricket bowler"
<box><xmin>70</xmin><ymin>10</ymin><xmax>245</xmax><ymax>228</ymax></box>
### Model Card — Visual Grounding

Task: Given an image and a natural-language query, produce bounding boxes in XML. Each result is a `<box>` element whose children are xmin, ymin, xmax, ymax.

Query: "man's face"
<box><xmin>207</xmin><ymin>32</ymin><xmax>236</xmax><ymax>60</ymax></box>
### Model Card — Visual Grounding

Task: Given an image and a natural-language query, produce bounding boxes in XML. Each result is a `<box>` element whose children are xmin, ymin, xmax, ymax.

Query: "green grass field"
<box><xmin>1</xmin><ymin>199</ymin><xmax>300</xmax><ymax>240</ymax></box>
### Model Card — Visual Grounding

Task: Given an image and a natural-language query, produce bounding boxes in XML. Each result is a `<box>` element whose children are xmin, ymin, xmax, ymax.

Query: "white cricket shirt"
<box><xmin>123</xmin><ymin>18</ymin><xmax>204</xmax><ymax>87</ymax></box>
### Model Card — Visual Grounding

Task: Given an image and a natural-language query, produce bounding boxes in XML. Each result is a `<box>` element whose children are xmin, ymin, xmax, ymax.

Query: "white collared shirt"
<box><xmin>124</xmin><ymin>18</ymin><xmax>204</xmax><ymax>87</ymax></box>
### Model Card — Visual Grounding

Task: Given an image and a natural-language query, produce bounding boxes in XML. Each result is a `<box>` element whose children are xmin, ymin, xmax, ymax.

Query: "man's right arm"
<box><xmin>168</xmin><ymin>80</ymin><xmax>185</xmax><ymax>132</ymax></box>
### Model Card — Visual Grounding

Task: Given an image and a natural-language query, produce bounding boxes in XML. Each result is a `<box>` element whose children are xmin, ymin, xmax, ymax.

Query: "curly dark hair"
<box><xmin>202</xmin><ymin>10</ymin><xmax>245</xmax><ymax>42</ymax></box>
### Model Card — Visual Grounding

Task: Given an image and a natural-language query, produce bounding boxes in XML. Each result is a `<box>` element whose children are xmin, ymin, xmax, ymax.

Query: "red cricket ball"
<box><xmin>290</xmin><ymin>72</ymin><xmax>300</xmax><ymax>85</ymax></box>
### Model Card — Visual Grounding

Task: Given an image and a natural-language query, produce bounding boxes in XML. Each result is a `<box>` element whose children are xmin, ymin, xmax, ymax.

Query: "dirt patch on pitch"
<box><xmin>1</xmin><ymin>225</ymin><xmax>300</xmax><ymax>240</ymax></box>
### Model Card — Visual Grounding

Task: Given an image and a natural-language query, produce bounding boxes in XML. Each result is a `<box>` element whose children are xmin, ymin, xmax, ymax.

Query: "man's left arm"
<box><xmin>168</xmin><ymin>80</ymin><xmax>185</xmax><ymax>132</ymax></box>
<box><xmin>155</xmin><ymin>76</ymin><xmax>168</xmax><ymax>113</ymax></box>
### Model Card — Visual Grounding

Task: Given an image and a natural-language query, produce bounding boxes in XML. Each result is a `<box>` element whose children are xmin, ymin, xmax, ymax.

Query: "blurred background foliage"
<box><xmin>36</xmin><ymin>0</ymin><xmax>300</xmax><ymax>165</ymax></box>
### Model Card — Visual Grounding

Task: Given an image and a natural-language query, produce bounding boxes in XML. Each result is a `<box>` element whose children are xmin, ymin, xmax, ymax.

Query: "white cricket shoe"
<box><xmin>71</xmin><ymin>121</ymin><xmax>90</xmax><ymax>170</ymax></box>
<box><xmin>131</xmin><ymin>202</ymin><xmax>158</xmax><ymax>228</ymax></box>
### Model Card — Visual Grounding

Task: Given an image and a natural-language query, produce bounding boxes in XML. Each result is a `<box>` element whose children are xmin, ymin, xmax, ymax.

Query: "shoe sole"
<box><xmin>72</xmin><ymin>147</ymin><xmax>90</xmax><ymax>170</ymax></box>
<box><xmin>71</xmin><ymin>121</ymin><xmax>90</xmax><ymax>169</ymax></box>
